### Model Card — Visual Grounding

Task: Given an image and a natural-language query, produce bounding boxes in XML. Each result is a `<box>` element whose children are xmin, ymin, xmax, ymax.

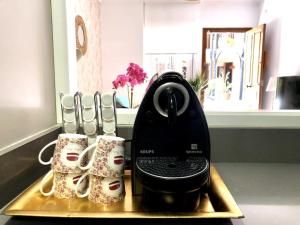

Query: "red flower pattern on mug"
<box><xmin>51</xmin><ymin>137</ymin><xmax>88</xmax><ymax>173</ymax></box>
<box><xmin>88</xmin><ymin>175</ymin><xmax>125</xmax><ymax>204</ymax></box>
<box><xmin>53</xmin><ymin>173</ymin><xmax>78</xmax><ymax>199</ymax></box>
<box><xmin>88</xmin><ymin>138</ymin><xmax>124</xmax><ymax>177</ymax></box>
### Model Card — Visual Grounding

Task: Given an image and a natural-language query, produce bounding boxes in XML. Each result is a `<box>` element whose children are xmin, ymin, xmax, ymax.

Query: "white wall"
<box><xmin>144</xmin><ymin>3</ymin><xmax>202</xmax><ymax>54</ymax></box>
<box><xmin>75</xmin><ymin>0</ymin><xmax>103</xmax><ymax>93</ymax></box>
<box><xmin>101</xmin><ymin>0</ymin><xmax>261</xmax><ymax>92</ymax></box>
<box><xmin>259</xmin><ymin>0</ymin><xmax>300</xmax><ymax>109</ymax></box>
<box><xmin>145</xmin><ymin>1</ymin><xmax>261</xmax><ymax>54</ymax></box>
<box><xmin>0</xmin><ymin>0</ymin><xmax>56</xmax><ymax>151</ymax></box>
<box><xmin>260</xmin><ymin>0</ymin><xmax>300</xmax><ymax>76</ymax></box>
<box><xmin>101</xmin><ymin>0</ymin><xmax>144</xmax><ymax>92</ymax></box>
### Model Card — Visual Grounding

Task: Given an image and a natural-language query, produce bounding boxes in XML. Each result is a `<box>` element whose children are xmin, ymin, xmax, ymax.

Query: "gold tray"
<box><xmin>3</xmin><ymin>166</ymin><xmax>243</xmax><ymax>219</ymax></box>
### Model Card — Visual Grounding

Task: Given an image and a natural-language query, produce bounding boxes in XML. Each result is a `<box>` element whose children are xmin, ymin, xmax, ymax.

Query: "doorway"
<box><xmin>202</xmin><ymin>25</ymin><xmax>265</xmax><ymax>111</ymax></box>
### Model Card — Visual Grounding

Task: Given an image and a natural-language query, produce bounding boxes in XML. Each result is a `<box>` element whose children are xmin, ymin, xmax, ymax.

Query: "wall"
<box><xmin>0</xmin><ymin>0</ymin><xmax>56</xmax><ymax>152</ymax></box>
<box><xmin>101</xmin><ymin>0</ymin><xmax>261</xmax><ymax>94</ymax></box>
<box><xmin>259</xmin><ymin>0</ymin><xmax>300</xmax><ymax>109</ymax></box>
<box><xmin>145</xmin><ymin>1</ymin><xmax>261</xmax><ymax>54</ymax></box>
<box><xmin>101</xmin><ymin>0</ymin><xmax>144</xmax><ymax>93</ymax></box>
<box><xmin>144</xmin><ymin>3</ymin><xmax>202</xmax><ymax>54</ymax></box>
<box><xmin>75</xmin><ymin>0</ymin><xmax>103</xmax><ymax>93</ymax></box>
<box><xmin>0</xmin><ymin>128</ymin><xmax>61</xmax><ymax>208</ymax></box>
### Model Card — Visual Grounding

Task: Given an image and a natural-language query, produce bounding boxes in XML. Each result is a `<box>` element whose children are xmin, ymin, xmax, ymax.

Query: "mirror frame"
<box><xmin>75</xmin><ymin>15</ymin><xmax>88</xmax><ymax>55</ymax></box>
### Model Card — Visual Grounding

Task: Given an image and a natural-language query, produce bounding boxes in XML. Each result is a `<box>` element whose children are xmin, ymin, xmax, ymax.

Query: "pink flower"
<box><xmin>126</xmin><ymin>63</ymin><xmax>147</xmax><ymax>87</ymax></box>
<box><xmin>128</xmin><ymin>76</ymin><xmax>138</xmax><ymax>87</ymax></box>
<box><xmin>112</xmin><ymin>74</ymin><xmax>129</xmax><ymax>89</ymax></box>
<box><xmin>112</xmin><ymin>63</ymin><xmax>147</xmax><ymax>89</ymax></box>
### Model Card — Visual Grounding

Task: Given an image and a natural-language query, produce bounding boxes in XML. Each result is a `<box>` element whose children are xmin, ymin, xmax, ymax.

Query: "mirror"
<box><xmin>52</xmin><ymin>0</ymin><xmax>300</xmax><ymax>114</ymax></box>
<box><xmin>75</xmin><ymin>15</ymin><xmax>87</xmax><ymax>56</ymax></box>
<box><xmin>78</xmin><ymin>25</ymin><xmax>84</xmax><ymax>47</ymax></box>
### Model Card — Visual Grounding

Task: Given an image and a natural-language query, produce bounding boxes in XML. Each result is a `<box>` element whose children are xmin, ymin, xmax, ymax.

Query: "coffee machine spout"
<box><xmin>167</xmin><ymin>88</ymin><xmax>177</xmax><ymax>125</ymax></box>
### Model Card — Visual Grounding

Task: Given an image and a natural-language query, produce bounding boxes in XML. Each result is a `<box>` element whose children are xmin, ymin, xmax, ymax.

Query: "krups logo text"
<box><xmin>139</xmin><ymin>149</ymin><xmax>155</xmax><ymax>154</ymax></box>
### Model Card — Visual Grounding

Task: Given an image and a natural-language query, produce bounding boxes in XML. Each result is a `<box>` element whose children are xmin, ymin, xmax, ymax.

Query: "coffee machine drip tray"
<box><xmin>136</xmin><ymin>157</ymin><xmax>208</xmax><ymax>178</ymax></box>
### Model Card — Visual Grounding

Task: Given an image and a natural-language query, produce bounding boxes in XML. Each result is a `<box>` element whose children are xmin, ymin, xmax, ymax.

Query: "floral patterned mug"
<box><xmin>75</xmin><ymin>173</ymin><xmax>125</xmax><ymax>204</ymax></box>
<box><xmin>38</xmin><ymin>133</ymin><xmax>88</xmax><ymax>173</ymax></box>
<box><xmin>39</xmin><ymin>170</ymin><xmax>87</xmax><ymax>199</ymax></box>
<box><xmin>78</xmin><ymin>135</ymin><xmax>125</xmax><ymax>177</ymax></box>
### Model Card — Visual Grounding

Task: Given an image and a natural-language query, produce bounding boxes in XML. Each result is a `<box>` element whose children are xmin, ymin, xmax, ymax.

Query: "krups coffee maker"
<box><xmin>131</xmin><ymin>72</ymin><xmax>210</xmax><ymax>211</ymax></box>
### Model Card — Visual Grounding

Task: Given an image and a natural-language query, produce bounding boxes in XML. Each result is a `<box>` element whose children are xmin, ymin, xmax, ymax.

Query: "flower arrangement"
<box><xmin>112</xmin><ymin>63</ymin><xmax>147</xmax><ymax>108</ymax></box>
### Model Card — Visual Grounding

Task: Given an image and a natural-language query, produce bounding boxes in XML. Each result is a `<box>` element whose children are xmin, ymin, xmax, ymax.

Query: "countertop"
<box><xmin>1</xmin><ymin>163</ymin><xmax>300</xmax><ymax>225</ymax></box>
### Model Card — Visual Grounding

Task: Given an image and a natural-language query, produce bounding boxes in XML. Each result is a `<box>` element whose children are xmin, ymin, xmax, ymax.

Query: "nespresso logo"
<box><xmin>186</xmin><ymin>144</ymin><xmax>203</xmax><ymax>154</ymax></box>
<box><xmin>191</xmin><ymin>144</ymin><xmax>198</xmax><ymax>150</ymax></box>
<box><xmin>186</xmin><ymin>150</ymin><xmax>203</xmax><ymax>154</ymax></box>
<box><xmin>139</xmin><ymin>149</ymin><xmax>155</xmax><ymax>154</ymax></box>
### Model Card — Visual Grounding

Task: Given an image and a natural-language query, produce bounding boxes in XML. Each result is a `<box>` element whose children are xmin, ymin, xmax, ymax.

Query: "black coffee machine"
<box><xmin>131</xmin><ymin>72</ymin><xmax>210</xmax><ymax>211</ymax></box>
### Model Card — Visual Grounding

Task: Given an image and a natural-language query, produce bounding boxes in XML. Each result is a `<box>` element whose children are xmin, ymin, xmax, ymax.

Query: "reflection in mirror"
<box><xmin>78</xmin><ymin>26</ymin><xmax>84</xmax><ymax>46</ymax></box>
<box><xmin>55</xmin><ymin>0</ymin><xmax>300</xmax><ymax>112</ymax></box>
<box><xmin>203</xmin><ymin>28</ymin><xmax>264</xmax><ymax>111</ymax></box>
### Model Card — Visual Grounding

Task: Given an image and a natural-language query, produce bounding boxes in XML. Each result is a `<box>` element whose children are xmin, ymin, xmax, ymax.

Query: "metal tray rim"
<box><xmin>3</xmin><ymin>165</ymin><xmax>244</xmax><ymax>219</ymax></box>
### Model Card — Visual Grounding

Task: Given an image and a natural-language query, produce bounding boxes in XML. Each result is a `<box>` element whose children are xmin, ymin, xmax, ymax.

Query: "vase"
<box><xmin>127</xmin><ymin>86</ymin><xmax>134</xmax><ymax>108</ymax></box>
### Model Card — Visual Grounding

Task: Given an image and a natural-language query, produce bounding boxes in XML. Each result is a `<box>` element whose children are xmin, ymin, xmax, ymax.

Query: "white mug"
<box><xmin>38</xmin><ymin>133</ymin><xmax>88</xmax><ymax>173</ymax></box>
<box><xmin>75</xmin><ymin>173</ymin><xmax>125</xmax><ymax>204</ymax></box>
<box><xmin>40</xmin><ymin>170</ymin><xmax>87</xmax><ymax>199</ymax></box>
<box><xmin>78</xmin><ymin>135</ymin><xmax>125</xmax><ymax>177</ymax></box>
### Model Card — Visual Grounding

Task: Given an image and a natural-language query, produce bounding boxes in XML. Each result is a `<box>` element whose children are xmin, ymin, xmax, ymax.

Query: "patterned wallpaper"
<box><xmin>75</xmin><ymin>0</ymin><xmax>102</xmax><ymax>93</ymax></box>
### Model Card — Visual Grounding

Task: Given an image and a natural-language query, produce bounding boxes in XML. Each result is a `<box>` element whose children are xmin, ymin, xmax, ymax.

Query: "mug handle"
<box><xmin>39</xmin><ymin>170</ymin><xmax>55</xmax><ymax>196</ymax></box>
<box><xmin>75</xmin><ymin>172</ymin><xmax>90</xmax><ymax>198</ymax></box>
<box><xmin>38</xmin><ymin>140</ymin><xmax>57</xmax><ymax>165</ymax></box>
<box><xmin>78</xmin><ymin>143</ymin><xmax>97</xmax><ymax>170</ymax></box>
